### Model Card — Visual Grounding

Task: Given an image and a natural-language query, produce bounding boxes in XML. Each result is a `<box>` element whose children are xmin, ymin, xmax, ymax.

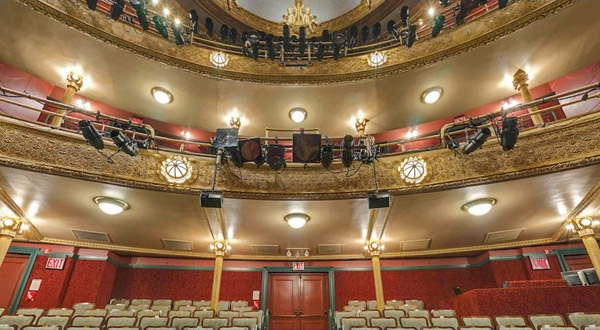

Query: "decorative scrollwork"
<box><xmin>159</xmin><ymin>155</ymin><xmax>195</xmax><ymax>184</ymax></box>
<box><xmin>398</xmin><ymin>156</ymin><xmax>427</xmax><ymax>184</ymax></box>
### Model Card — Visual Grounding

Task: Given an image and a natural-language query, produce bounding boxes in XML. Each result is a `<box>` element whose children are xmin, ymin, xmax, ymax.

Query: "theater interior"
<box><xmin>0</xmin><ymin>0</ymin><xmax>599</xmax><ymax>330</ymax></box>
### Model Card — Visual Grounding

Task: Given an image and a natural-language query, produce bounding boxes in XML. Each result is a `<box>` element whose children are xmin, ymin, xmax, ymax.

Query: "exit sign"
<box><xmin>45</xmin><ymin>257</ymin><xmax>66</xmax><ymax>270</ymax></box>
<box><xmin>292</xmin><ymin>262</ymin><xmax>304</xmax><ymax>271</ymax></box>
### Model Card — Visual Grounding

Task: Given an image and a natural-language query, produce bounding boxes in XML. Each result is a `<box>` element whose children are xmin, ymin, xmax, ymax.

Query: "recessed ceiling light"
<box><xmin>462</xmin><ymin>198</ymin><xmax>496</xmax><ymax>216</ymax></box>
<box><xmin>289</xmin><ymin>108</ymin><xmax>307</xmax><ymax>123</ymax></box>
<box><xmin>284</xmin><ymin>213</ymin><xmax>310</xmax><ymax>229</ymax></box>
<box><xmin>422</xmin><ymin>87</ymin><xmax>443</xmax><ymax>104</ymax></box>
<box><xmin>94</xmin><ymin>196</ymin><xmax>129</xmax><ymax>215</ymax></box>
<box><xmin>151</xmin><ymin>87</ymin><xmax>173</xmax><ymax>104</ymax></box>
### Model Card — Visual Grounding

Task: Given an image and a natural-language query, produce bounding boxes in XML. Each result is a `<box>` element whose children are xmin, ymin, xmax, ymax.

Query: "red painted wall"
<box><xmin>62</xmin><ymin>260</ymin><xmax>117</xmax><ymax>307</ymax></box>
<box><xmin>18</xmin><ymin>256</ymin><xmax>75</xmax><ymax>309</ymax></box>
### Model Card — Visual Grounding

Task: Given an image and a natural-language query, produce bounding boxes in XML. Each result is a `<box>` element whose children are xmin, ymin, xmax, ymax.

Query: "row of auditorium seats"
<box><xmin>335</xmin><ymin>311</ymin><xmax>600</xmax><ymax>330</ymax></box>
<box><xmin>343</xmin><ymin>300</ymin><xmax>426</xmax><ymax>312</ymax></box>
<box><xmin>105</xmin><ymin>300</ymin><xmax>252</xmax><ymax>314</ymax></box>
<box><xmin>0</xmin><ymin>304</ymin><xmax>263</xmax><ymax>330</ymax></box>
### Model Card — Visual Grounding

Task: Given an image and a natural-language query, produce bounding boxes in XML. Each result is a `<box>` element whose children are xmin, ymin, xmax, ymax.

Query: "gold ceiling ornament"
<box><xmin>367</xmin><ymin>51</ymin><xmax>387</xmax><ymax>68</ymax></box>
<box><xmin>364</xmin><ymin>240</ymin><xmax>384</xmax><ymax>256</ymax></box>
<box><xmin>1</xmin><ymin>216</ymin><xmax>23</xmax><ymax>237</ymax></box>
<box><xmin>209</xmin><ymin>51</ymin><xmax>229</xmax><ymax>68</ymax></box>
<box><xmin>66</xmin><ymin>71</ymin><xmax>84</xmax><ymax>91</ymax></box>
<box><xmin>210</xmin><ymin>240</ymin><xmax>231</xmax><ymax>256</ymax></box>
<box><xmin>159</xmin><ymin>155</ymin><xmax>195</xmax><ymax>184</ymax></box>
<box><xmin>565</xmin><ymin>217</ymin><xmax>600</xmax><ymax>236</ymax></box>
<box><xmin>283</xmin><ymin>0</ymin><xmax>319</xmax><ymax>34</ymax></box>
<box><xmin>398</xmin><ymin>156</ymin><xmax>428</xmax><ymax>184</ymax></box>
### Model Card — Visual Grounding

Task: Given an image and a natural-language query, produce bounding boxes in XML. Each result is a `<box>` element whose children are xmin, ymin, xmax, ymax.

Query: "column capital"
<box><xmin>567</xmin><ymin>217</ymin><xmax>599</xmax><ymax>237</ymax></box>
<box><xmin>512</xmin><ymin>68</ymin><xmax>529</xmax><ymax>91</ymax></box>
<box><xmin>1</xmin><ymin>216</ymin><xmax>23</xmax><ymax>238</ymax></box>
<box><xmin>210</xmin><ymin>240</ymin><xmax>230</xmax><ymax>257</ymax></box>
<box><xmin>364</xmin><ymin>240</ymin><xmax>384</xmax><ymax>257</ymax></box>
<box><xmin>66</xmin><ymin>72</ymin><xmax>84</xmax><ymax>92</ymax></box>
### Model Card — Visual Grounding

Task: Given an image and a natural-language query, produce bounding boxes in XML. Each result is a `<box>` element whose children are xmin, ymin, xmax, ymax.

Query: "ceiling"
<box><xmin>235</xmin><ymin>0</ymin><xmax>361</xmax><ymax>22</ymax></box>
<box><xmin>1</xmin><ymin>163</ymin><xmax>598</xmax><ymax>258</ymax></box>
<box><xmin>0</xmin><ymin>1</ymin><xmax>599</xmax><ymax>136</ymax></box>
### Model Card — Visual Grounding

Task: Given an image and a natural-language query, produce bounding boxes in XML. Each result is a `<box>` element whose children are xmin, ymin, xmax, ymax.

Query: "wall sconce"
<box><xmin>227</xmin><ymin>108</ymin><xmax>242</xmax><ymax>128</ymax></box>
<box><xmin>285</xmin><ymin>248</ymin><xmax>310</xmax><ymax>258</ymax></box>
<box><xmin>354</xmin><ymin>110</ymin><xmax>369</xmax><ymax>136</ymax></box>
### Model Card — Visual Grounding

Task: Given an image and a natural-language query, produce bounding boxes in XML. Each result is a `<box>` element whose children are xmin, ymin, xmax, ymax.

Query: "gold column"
<box><xmin>210</xmin><ymin>240</ymin><xmax>228</xmax><ymax>310</ymax></box>
<box><xmin>513</xmin><ymin>69</ymin><xmax>544</xmax><ymax>126</ymax></box>
<box><xmin>569</xmin><ymin>217</ymin><xmax>600</xmax><ymax>279</ymax></box>
<box><xmin>366</xmin><ymin>240</ymin><xmax>385</xmax><ymax>312</ymax></box>
<box><xmin>0</xmin><ymin>217</ymin><xmax>22</xmax><ymax>266</ymax></box>
<box><xmin>50</xmin><ymin>72</ymin><xmax>84</xmax><ymax>127</ymax></box>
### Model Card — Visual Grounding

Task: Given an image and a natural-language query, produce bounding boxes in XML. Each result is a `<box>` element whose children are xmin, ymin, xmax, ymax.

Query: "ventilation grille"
<box><xmin>162</xmin><ymin>239</ymin><xmax>193</xmax><ymax>251</ymax></box>
<box><xmin>72</xmin><ymin>229</ymin><xmax>111</xmax><ymax>243</ymax></box>
<box><xmin>317</xmin><ymin>244</ymin><xmax>343</xmax><ymax>254</ymax></box>
<box><xmin>252</xmin><ymin>245</ymin><xmax>279</xmax><ymax>255</ymax></box>
<box><xmin>400</xmin><ymin>239</ymin><xmax>431</xmax><ymax>251</ymax></box>
<box><xmin>484</xmin><ymin>228</ymin><xmax>525</xmax><ymax>244</ymax></box>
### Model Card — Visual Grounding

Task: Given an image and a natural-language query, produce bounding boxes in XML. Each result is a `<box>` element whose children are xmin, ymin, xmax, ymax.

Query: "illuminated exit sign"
<box><xmin>292</xmin><ymin>262</ymin><xmax>304</xmax><ymax>271</ymax></box>
<box><xmin>45</xmin><ymin>257</ymin><xmax>66</xmax><ymax>270</ymax></box>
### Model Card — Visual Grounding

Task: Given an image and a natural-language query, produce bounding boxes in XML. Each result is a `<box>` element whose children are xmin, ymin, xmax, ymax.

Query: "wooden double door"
<box><xmin>268</xmin><ymin>273</ymin><xmax>329</xmax><ymax>330</ymax></box>
<box><xmin>0</xmin><ymin>254</ymin><xmax>29</xmax><ymax>309</ymax></box>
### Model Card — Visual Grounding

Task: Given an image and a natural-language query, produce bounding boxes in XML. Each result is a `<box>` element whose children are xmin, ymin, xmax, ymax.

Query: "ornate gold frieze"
<box><xmin>1</xmin><ymin>112</ymin><xmax>600</xmax><ymax>200</ymax></box>
<box><xmin>18</xmin><ymin>0</ymin><xmax>574</xmax><ymax>85</ymax></box>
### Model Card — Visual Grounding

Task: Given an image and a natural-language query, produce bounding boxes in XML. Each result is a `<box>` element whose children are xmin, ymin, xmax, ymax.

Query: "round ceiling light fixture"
<box><xmin>462</xmin><ymin>198</ymin><xmax>496</xmax><ymax>216</ymax></box>
<box><xmin>151</xmin><ymin>87</ymin><xmax>173</xmax><ymax>104</ymax></box>
<box><xmin>289</xmin><ymin>107</ymin><xmax>307</xmax><ymax>123</ymax></box>
<box><xmin>421</xmin><ymin>87</ymin><xmax>443</xmax><ymax>104</ymax></box>
<box><xmin>284</xmin><ymin>213</ymin><xmax>310</xmax><ymax>229</ymax></box>
<box><xmin>94</xmin><ymin>196</ymin><xmax>130</xmax><ymax>215</ymax></box>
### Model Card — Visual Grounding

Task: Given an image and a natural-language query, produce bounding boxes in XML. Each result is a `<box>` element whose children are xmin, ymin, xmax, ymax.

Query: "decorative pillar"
<box><xmin>0</xmin><ymin>216</ymin><xmax>23</xmax><ymax>266</ymax></box>
<box><xmin>210</xmin><ymin>240</ymin><xmax>228</xmax><ymax>310</ymax></box>
<box><xmin>365</xmin><ymin>240</ymin><xmax>385</xmax><ymax>312</ymax></box>
<box><xmin>50</xmin><ymin>72</ymin><xmax>84</xmax><ymax>127</ymax></box>
<box><xmin>569</xmin><ymin>217</ymin><xmax>600</xmax><ymax>278</ymax></box>
<box><xmin>512</xmin><ymin>69</ymin><xmax>544</xmax><ymax>126</ymax></box>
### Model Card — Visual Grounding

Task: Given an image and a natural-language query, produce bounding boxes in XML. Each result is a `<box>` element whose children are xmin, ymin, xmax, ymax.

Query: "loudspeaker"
<box><xmin>368</xmin><ymin>192</ymin><xmax>390</xmax><ymax>209</ymax></box>
<box><xmin>200</xmin><ymin>191</ymin><xmax>223</xmax><ymax>208</ymax></box>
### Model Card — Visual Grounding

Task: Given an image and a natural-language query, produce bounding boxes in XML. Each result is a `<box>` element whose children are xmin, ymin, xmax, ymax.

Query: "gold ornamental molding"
<box><xmin>1</xmin><ymin>113</ymin><xmax>600</xmax><ymax>200</ymax></box>
<box><xmin>18</xmin><ymin>0</ymin><xmax>575</xmax><ymax>85</ymax></box>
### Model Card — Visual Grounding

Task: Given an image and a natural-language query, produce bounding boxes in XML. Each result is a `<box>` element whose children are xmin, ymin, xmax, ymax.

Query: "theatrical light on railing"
<box><xmin>75</xmin><ymin>99</ymin><xmax>91</xmax><ymax>111</ymax></box>
<box><xmin>189</xmin><ymin>10</ymin><xmax>199</xmax><ymax>33</ymax></box>
<box><xmin>500</xmin><ymin>116</ymin><xmax>519</xmax><ymax>151</ymax></box>
<box><xmin>86</xmin><ymin>0</ymin><xmax>98</xmax><ymax>10</ymax></box>
<box><xmin>110</xmin><ymin>130</ymin><xmax>138</xmax><ymax>157</ymax></box>
<box><xmin>78</xmin><ymin>120</ymin><xmax>104</xmax><ymax>150</ymax></box>
<box><xmin>172</xmin><ymin>21</ymin><xmax>185</xmax><ymax>45</ymax></box>
<box><xmin>109</xmin><ymin>0</ymin><xmax>125</xmax><ymax>20</ymax></box>
<box><xmin>130</xmin><ymin>0</ymin><xmax>149</xmax><ymax>30</ymax></box>
<box><xmin>19</xmin><ymin>224</ymin><xmax>30</xmax><ymax>233</ymax></box>
<box><xmin>153</xmin><ymin>15</ymin><xmax>169</xmax><ymax>39</ymax></box>
<box><xmin>367</xmin><ymin>51</ymin><xmax>387</xmax><ymax>68</ymax></box>
<box><xmin>341</xmin><ymin>135</ymin><xmax>355</xmax><ymax>168</ymax></box>
<box><xmin>406</xmin><ymin>24</ymin><xmax>417</xmax><ymax>48</ymax></box>
<box><xmin>498</xmin><ymin>0</ymin><xmax>509</xmax><ymax>9</ymax></box>
<box><xmin>321</xmin><ymin>144</ymin><xmax>334</xmax><ymax>169</ymax></box>
<box><xmin>387</xmin><ymin>20</ymin><xmax>400</xmax><ymax>41</ymax></box>
<box><xmin>462</xmin><ymin>127</ymin><xmax>491</xmax><ymax>155</ymax></box>
<box><xmin>400</xmin><ymin>6</ymin><xmax>410</xmax><ymax>27</ymax></box>
<box><xmin>432</xmin><ymin>15</ymin><xmax>445</xmax><ymax>38</ymax></box>
<box><xmin>181</xmin><ymin>131</ymin><xmax>191</xmax><ymax>140</ymax></box>
<box><xmin>94</xmin><ymin>196</ymin><xmax>130</xmax><ymax>215</ymax></box>
<box><xmin>266</xmin><ymin>145</ymin><xmax>286</xmax><ymax>171</ymax></box>
<box><xmin>462</xmin><ymin>198</ymin><xmax>496</xmax><ymax>216</ymax></box>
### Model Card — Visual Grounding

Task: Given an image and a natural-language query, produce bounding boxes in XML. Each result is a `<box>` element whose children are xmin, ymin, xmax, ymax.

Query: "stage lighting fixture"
<box><xmin>406</xmin><ymin>24</ymin><xmax>417</xmax><ymax>48</ymax></box>
<box><xmin>400</xmin><ymin>6</ymin><xmax>410</xmax><ymax>27</ymax></box>
<box><xmin>446</xmin><ymin>138</ymin><xmax>460</xmax><ymax>151</ymax></box>
<box><xmin>439</xmin><ymin>0</ymin><xmax>451</xmax><ymax>6</ymax></box>
<box><xmin>372</xmin><ymin>22</ymin><xmax>381</xmax><ymax>39</ymax></box>
<box><xmin>333</xmin><ymin>32</ymin><xmax>346</xmax><ymax>46</ymax></box>
<box><xmin>130</xmin><ymin>0</ymin><xmax>149</xmax><ymax>30</ymax></box>
<box><xmin>293</xmin><ymin>134</ymin><xmax>321</xmax><ymax>164</ymax></box>
<box><xmin>387</xmin><ymin>20</ymin><xmax>400</xmax><ymax>41</ymax></box>
<box><xmin>225</xmin><ymin>146</ymin><xmax>243</xmax><ymax>168</ymax></box>
<box><xmin>321</xmin><ymin>29</ymin><xmax>331</xmax><ymax>42</ymax></box>
<box><xmin>317</xmin><ymin>43</ymin><xmax>325</xmax><ymax>61</ymax></box>
<box><xmin>462</xmin><ymin>127</ymin><xmax>491</xmax><ymax>155</ymax></box>
<box><xmin>239</xmin><ymin>138</ymin><xmax>264</xmax><ymax>166</ymax></box>
<box><xmin>283</xmin><ymin>24</ymin><xmax>291</xmax><ymax>37</ymax></box>
<box><xmin>189</xmin><ymin>10</ymin><xmax>199</xmax><ymax>33</ymax></box>
<box><xmin>220</xmin><ymin>24</ymin><xmax>229</xmax><ymax>41</ymax></box>
<box><xmin>266</xmin><ymin>34</ymin><xmax>276</xmax><ymax>60</ymax></box>
<box><xmin>266</xmin><ymin>145</ymin><xmax>286</xmax><ymax>171</ymax></box>
<box><xmin>213</xmin><ymin>128</ymin><xmax>239</xmax><ymax>149</ymax></box>
<box><xmin>153</xmin><ymin>15</ymin><xmax>169</xmax><ymax>39</ymax></box>
<box><xmin>229</xmin><ymin>28</ymin><xmax>238</xmax><ymax>43</ymax></box>
<box><xmin>86</xmin><ymin>0</ymin><xmax>98</xmax><ymax>10</ymax></box>
<box><xmin>172</xmin><ymin>22</ymin><xmax>185</xmax><ymax>45</ymax></box>
<box><xmin>321</xmin><ymin>144</ymin><xmax>334</xmax><ymax>169</ymax></box>
<box><xmin>78</xmin><ymin>120</ymin><xmax>104</xmax><ymax>150</ymax></box>
<box><xmin>349</xmin><ymin>25</ymin><xmax>358</xmax><ymax>48</ymax></box>
<box><xmin>205</xmin><ymin>17</ymin><xmax>214</xmax><ymax>37</ymax></box>
<box><xmin>298</xmin><ymin>27</ymin><xmax>307</xmax><ymax>55</ymax></box>
<box><xmin>110</xmin><ymin>129</ymin><xmax>138</xmax><ymax>157</ymax></box>
<box><xmin>500</xmin><ymin>116</ymin><xmax>519</xmax><ymax>151</ymax></box>
<box><xmin>361</xmin><ymin>26</ymin><xmax>369</xmax><ymax>43</ymax></box>
<box><xmin>368</xmin><ymin>191</ymin><xmax>390</xmax><ymax>209</ymax></box>
<box><xmin>341</xmin><ymin>135</ymin><xmax>354</xmax><ymax>168</ymax></box>
<box><xmin>109</xmin><ymin>0</ymin><xmax>125</xmax><ymax>20</ymax></box>
<box><xmin>247</xmin><ymin>32</ymin><xmax>260</xmax><ymax>59</ymax></box>
<box><xmin>432</xmin><ymin>15</ymin><xmax>445</xmax><ymax>37</ymax></box>
<box><xmin>333</xmin><ymin>45</ymin><xmax>341</xmax><ymax>60</ymax></box>
<box><xmin>498</xmin><ymin>0</ymin><xmax>509</xmax><ymax>8</ymax></box>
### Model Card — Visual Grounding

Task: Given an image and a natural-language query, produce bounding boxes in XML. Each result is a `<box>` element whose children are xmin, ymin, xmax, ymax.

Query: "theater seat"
<box><xmin>371</xmin><ymin>317</ymin><xmax>398</xmax><ymax>329</ymax></box>
<box><xmin>335</xmin><ymin>311</ymin><xmax>358</xmax><ymax>329</ymax></box>
<box><xmin>498</xmin><ymin>327</ymin><xmax>533</xmax><ymax>330</ymax></box>
<box><xmin>16</xmin><ymin>309</ymin><xmax>44</xmax><ymax>323</ymax></box>
<box><xmin>567</xmin><ymin>313</ymin><xmax>600</xmax><ymax>330</ymax></box>
<box><xmin>344</xmin><ymin>306</ymin><xmax>363</xmax><ymax>312</ymax></box>
<box><xmin>462</xmin><ymin>317</ymin><xmax>494</xmax><ymax>328</ymax></box>
<box><xmin>230</xmin><ymin>301</ymin><xmax>248</xmax><ymax>310</ymax></box>
<box><xmin>386</xmin><ymin>301</ymin><xmax>404</xmax><ymax>308</ymax></box>
<box><xmin>193</xmin><ymin>310</ymin><xmax>215</xmax><ymax>324</ymax></box>
<box><xmin>341</xmin><ymin>317</ymin><xmax>368</xmax><ymax>330</ymax></box>
<box><xmin>108</xmin><ymin>310</ymin><xmax>135</xmax><ymax>318</ymax></box>
<box><xmin>170</xmin><ymin>317</ymin><xmax>199</xmax><ymax>330</ymax></box>
<box><xmin>192</xmin><ymin>301</ymin><xmax>211</xmax><ymax>309</ymax></box>
<box><xmin>496</xmin><ymin>316</ymin><xmax>527</xmax><ymax>328</ymax></box>
<box><xmin>46</xmin><ymin>309</ymin><xmax>74</xmax><ymax>317</ymax></box>
<box><xmin>106</xmin><ymin>316</ymin><xmax>137</xmax><ymax>328</ymax></box>
<box><xmin>367</xmin><ymin>301</ymin><xmax>378</xmax><ymax>310</ymax></box>
<box><xmin>458</xmin><ymin>327</ymin><xmax>493</xmax><ymax>330</ymax></box>
<box><xmin>431</xmin><ymin>317</ymin><xmax>459</xmax><ymax>330</ymax></box>
<box><xmin>110</xmin><ymin>299</ymin><xmax>130</xmax><ymax>306</ymax></box>
<box><xmin>129</xmin><ymin>305</ymin><xmax>151</xmax><ymax>314</ymax></box>
<box><xmin>217</xmin><ymin>302</ymin><xmax>231</xmax><ymax>312</ymax></box>
<box><xmin>538</xmin><ymin>327</ymin><xmax>578</xmax><ymax>330</ymax></box>
<box><xmin>529</xmin><ymin>315</ymin><xmax>566</xmax><ymax>329</ymax></box>
<box><xmin>217</xmin><ymin>311</ymin><xmax>239</xmax><ymax>325</ymax></box>
<box><xmin>0</xmin><ymin>327</ymin><xmax>14</xmax><ymax>330</ymax></box>
<box><xmin>400</xmin><ymin>317</ymin><xmax>428</xmax><ymax>330</ymax></box>
<box><xmin>153</xmin><ymin>300</ymin><xmax>173</xmax><ymax>307</ymax></box>
<box><xmin>409</xmin><ymin>310</ymin><xmax>431</xmax><ymax>324</ymax></box>
<box><xmin>360</xmin><ymin>311</ymin><xmax>381</xmax><ymax>325</ymax></box>
<box><xmin>71</xmin><ymin>316</ymin><xmax>104</xmax><ymax>328</ymax></box>
<box><xmin>132</xmin><ymin>300</ymin><xmax>152</xmax><ymax>306</ymax></box>
<box><xmin>139</xmin><ymin>316</ymin><xmax>169</xmax><ymax>330</ymax></box>
<box><xmin>83</xmin><ymin>309</ymin><xmax>107</xmax><ymax>317</ymax></box>
<box><xmin>349</xmin><ymin>301</ymin><xmax>367</xmax><ymax>310</ymax></box>
<box><xmin>105</xmin><ymin>304</ymin><xmax>127</xmax><ymax>312</ymax></box>
<box><xmin>22</xmin><ymin>326</ymin><xmax>59</xmax><ymax>330</ymax></box>
<box><xmin>72</xmin><ymin>303</ymin><xmax>95</xmax><ymax>316</ymax></box>
<box><xmin>168</xmin><ymin>311</ymin><xmax>191</xmax><ymax>323</ymax></box>
<box><xmin>107</xmin><ymin>327</ymin><xmax>139</xmax><ymax>330</ymax></box>
<box><xmin>432</xmin><ymin>310</ymin><xmax>456</xmax><ymax>318</ymax></box>
<box><xmin>232</xmin><ymin>317</ymin><xmax>258</xmax><ymax>330</ymax></box>
<box><xmin>201</xmin><ymin>318</ymin><xmax>228</xmax><ymax>329</ymax></box>
<box><xmin>383</xmin><ymin>310</ymin><xmax>406</xmax><ymax>325</ymax></box>
<box><xmin>405</xmin><ymin>300</ymin><xmax>425</xmax><ymax>310</ymax></box>
<box><xmin>178</xmin><ymin>307</ymin><xmax>196</xmax><ymax>314</ymax></box>
<box><xmin>36</xmin><ymin>316</ymin><xmax>69</xmax><ymax>329</ymax></box>
<box><xmin>241</xmin><ymin>311</ymin><xmax>263</xmax><ymax>329</ymax></box>
<box><xmin>173</xmin><ymin>301</ymin><xmax>192</xmax><ymax>310</ymax></box>
<box><xmin>0</xmin><ymin>315</ymin><xmax>36</xmax><ymax>330</ymax></box>
<box><xmin>66</xmin><ymin>327</ymin><xmax>100</xmax><ymax>330</ymax></box>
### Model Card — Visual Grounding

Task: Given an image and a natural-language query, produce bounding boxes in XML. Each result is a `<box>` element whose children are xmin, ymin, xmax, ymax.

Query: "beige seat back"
<box><xmin>0</xmin><ymin>315</ymin><xmax>35</xmax><ymax>330</ymax></box>
<box><xmin>72</xmin><ymin>303</ymin><xmax>95</xmax><ymax>316</ymax></box>
<box><xmin>71</xmin><ymin>316</ymin><xmax>104</xmax><ymax>328</ymax></box>
<box><xmin>201</xmin><ymin>318</ymin><xmax>228</xmax><ymax>329</ymax></box>
<box><xmin>371</xmin><ymin>317</ymin><xmax>398</xmax><ymax>329</ymax></box>
<box><xmin>170</xmin><ymin>317</ymin><xmax>198</xmax><ymax>330</ymax></box>
<box><xmin>16</xmin><ymin>309</ymin><xmax>44</xmax><ymax>323</ymax></box>
<box><xmin>106</xmin><ymin>316</ymin><xmax>137</xmax><ymax>328</ymax></box>
<box><xmin>341</xmin><ymin>317</ymin><xmax>367</xmax><ymax>330</ymax></box>
<box><xmin>432</xmin><ymin>317</ymin><xmax>459</xmax><ymax>330</ymax></box>
<box><xmin>36</xmin><ymin>316</ymin><xmax>70</xmax><ymax>329</ymax></box>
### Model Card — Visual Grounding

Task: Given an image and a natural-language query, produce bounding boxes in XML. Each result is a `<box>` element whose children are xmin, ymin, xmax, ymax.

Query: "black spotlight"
<box><xmin>266</xmin><ymin>34</ymin><xmax>276</xmax><ymax>60</ymax></box>
<box><xmin>78</xmin><ymin>120</ymin><xmax>104</xmax><ymax>150</ymax></box>
<box><xmin>322</xmin><ymin>29</ymin><xmax>331</xmax><ymax>42</ymax></box>
<box><xmin>462</xmin><ymin>127</ymin><xmax>491</xmax><ymax>155</ymax></box>
<box><xmin>266</xmin><ymin>145</ymin><xmax>286</xmax><ymax>171</ymax></box>
<box><xmin>321</xmin><ymin>144</ymin><xmax>334</xmax><ymax>169</ymax></box>
<box><xmin>109</xmin><ymin>0</ymin><xmax>125</xmax><ymax>20</ymax></box>
<box><xmin>387</xmin><ymin>20</ymin><xmax>400</xmax><ymax>41</ymax></box>
<box><xmin>298</xmin><ymin>27</ymin><xmax>307</xmax><ymax>55</ymax></box>
<box><xmin>189</xmin><ymin>10</ymin><xmax>199</xmax><ymax>33</ymax></box>
<box><xmin>400</xmin><ymin>6</ymin><xmax>410</xmax><ymax>27</ymax></box>
<box><xmin>372</xmin><ymin>22</ymin><xmax>381</xmax><ymax>39</ymax></box>
<box><xmin>341</xmin><ymin>135</ymin><xmax>354</xmax><ymax>168</ymax></box>
<box><xmin>130</xmin><ymin>0</ymin><xmax>148</xmax><ymax>30</ymax></box>
<box><xmin>110</xmin><ymin>130</ymin><xmax>138</xmax><ymax>157</ymax></box>
<box><xmin>247</xmin><ymin>32</ymin><xmax>260</xmax><ymax>60</ymax></box>
<box><xmin>498</xmin><ymin>0</ymin><xmax>509</xmax><ymax>8</ymax></box>
<box><xmin>500</xmin><ymin>116</ymin><xmax>519</xmax><ymax>151</ymax></box>
<box><xmin>333</xmin><ymin>45</ymin><xmax>341</xmax><ymax>60</ymax></box>
<box><xmin>86</xmin><ymin>0</ymin><xmax>98</xmax><ymax>10</ymax></box>
<box><xmin>205</xmin><ymin>17</ymin><xmax>214</xmax><ymax>37</ymax></box>
<box><xmin>172</xmin><ymin>22</ymin><xmax>185</xmax><ymax>45</ymax></box>
<box><xmin>229</xmin><ymin>28</ymin><xmax>238</xmax><ymax>43</ymax></box>
<box><xmin>360</xmin><ymin>26</ymin><xmax>369</xmax><ymax>43</ymax></box>
<box><xmin>447</xmin><ymin>138</ymin><xmax>460</xmax><ymax>151</ymax></box>
<box><xmin>220</xmin><ymin>24</ymin><xmax>229</xmax><ymax>42</ymax></box>
<box><xmin>348</xmin><ymin>25</ymin><xmax>358</xmax><ymax>48</ymax></box>
<box><xmin>225</xmin><ymin>147</ymin><xmax>243</xmax><ymax>168</ymax></box>
<box><xmin>153</xmin><ymin>16</ymin><xmax>169</xmax><ymax>39</ymax></box>
<box><xmin>317</xmin><ymin>43</ymin><xmax>325</xmax><ymax>61</ymax></box>
<box><xmin>333</xmin><ymin>32</ymin><xmax>346</xmax><ymax>46</ymax></box>
<box><xmin>432</xmin><ymin>15</ymin><xmax>446</xmax><ymax>37</ymax></box>
<box><xmin>406</xmin><ymin>24</ymin><xmax>417</xmax><ymax>48</ymax></box>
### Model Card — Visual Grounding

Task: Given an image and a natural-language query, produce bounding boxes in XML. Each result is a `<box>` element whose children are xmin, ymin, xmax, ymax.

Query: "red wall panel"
<box><xmin>62</xmin><ymin>260</ymin><xmax>117</xmax><ymax>307</ymax></box>
<box><xmin>220</xmin><ymin>271</ymin><xmax>263</xmax><ymax>302</ymax></box>
<box><xmin>18</xmin><ymin>256</ymin><xmax>75</xmax><ymax>309</ymax></box>
<box><xmin>334</xmin><ymin>271</ymin><xmax>375</xmax><ymax>310</ymax></box>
